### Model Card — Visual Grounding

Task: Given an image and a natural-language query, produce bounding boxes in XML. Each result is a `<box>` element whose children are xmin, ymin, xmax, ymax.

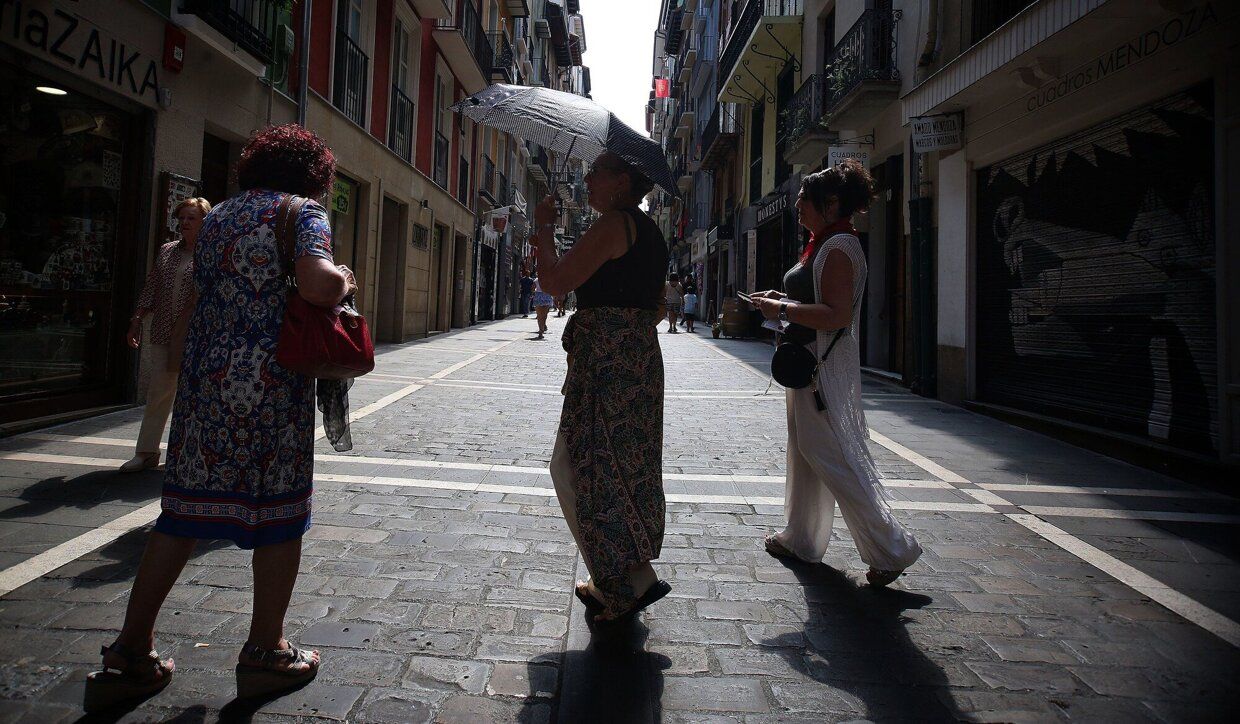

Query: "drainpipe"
<box><xmin>297</xmin><ymin>0</ymin><xmax>312</xmax><ymax>127</ymax></box>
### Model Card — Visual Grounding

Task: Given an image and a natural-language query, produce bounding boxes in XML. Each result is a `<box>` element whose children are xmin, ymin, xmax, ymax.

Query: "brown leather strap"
<box><xmin>275</xmin><ymin>194</ymin><xmax>309</xmax><ymax>284</ymax></box>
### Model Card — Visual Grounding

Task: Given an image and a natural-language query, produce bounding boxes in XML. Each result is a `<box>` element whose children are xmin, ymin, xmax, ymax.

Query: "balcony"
<box><xmin>821</xmin><ymin>8</ymin><xmax>900</xmax><ymax>130</ymax></box>
<box><xmin>411</xmin><ymin>0</ymin><xmax>452</xmax><ymax>20</ymax></box>
<box><xmin>718</xmin><ymin>0</ymin><xmax>803</xmax><ymax>104</ymax></box>
<box><xmin>527</xmin><ymin>142</ymin><xmax>550</xmax><ymax>183</ymax></box>
<box><xmin>700</xmin><ymin>102</ymin><xmax>741</xmax><ymax>171</ymax></box>
<box><xmin>434</xmin><ymin>0</ymin><xmax>495</xmax><ymax>92</ymax></box>
<box><xmin>332</xmin><ymin>30</ymin><xmax>369</xmax><ymax>127</ymax></box>
<box><xmin>388</xmin><ymin>84</ymin><xmax>415</xmax><ymax>162</ymax></box>
<box><xmin>481</xmin><ymin>155</ymin><xmax>497</xmax><ymax>202</ymax></box>
<box><xmin>675</xmin><ymin>98</ymin><xmax>697</xmax><ymax>141</ymax></box>
<box><xmin>175</xmin><ymin>0</ymin><xmax>276</xmax><ymax>73</ymax></box>
<box><xmin>489</xmin><ymin>32</ymin><xmax>515</xmax><ymax>83</ymax></box>
<box><xmin>780</xmin><ymin>74</ymin><xmax>837</xmax><ymax>166</ymax></box>
<box><xmin>433</xmin><ymin>132</ymin><xmax>450</xmax><ymax>190</ymax></box>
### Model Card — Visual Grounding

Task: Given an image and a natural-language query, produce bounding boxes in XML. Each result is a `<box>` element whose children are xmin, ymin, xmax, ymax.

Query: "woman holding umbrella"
<box><xmin>533</xmin><ymin>152</ymin><xmax>671</xmax><ymax>631</ymax></box>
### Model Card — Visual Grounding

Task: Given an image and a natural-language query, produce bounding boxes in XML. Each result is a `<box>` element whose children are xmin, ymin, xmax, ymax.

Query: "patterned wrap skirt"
<box><xmin>559</xmin><ymin>307</ymin><xmax>666</xmax><ymax>615</ymax></box>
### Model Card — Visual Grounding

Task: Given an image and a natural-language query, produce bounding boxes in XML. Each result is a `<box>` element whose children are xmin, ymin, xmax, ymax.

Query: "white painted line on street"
<box><xmin>0</xmin><ymin>336</ymin><xmax>522</xmax><ymax>597</ymax></box>
<box><xmin>979</xmin><ymin>483</ymin><xmax>1227</xmax><ymax>499</ymax></box>
<box><xmin>1009</xmin><ymin>514</ymin><xmax>1240</xmax><ymax>649</ymax></box>
<box><xmin>868</xmin><ymin>427</ymin><xmax>1240</xmax><ymax>649</ymax></box>
<box><xmin>23</xmin><ymin>433</ymin><xmax>149</xmax><ymax>449</ymax></box>
<box><xmin>1020</xmin><ymin>507</ymin><xmax>1240</xmax><ymax>525</ymax></box>
<box><xmin>0</xmin><ymin>502</ymin><xmax>163</xmax><ymax>597</ymax></box>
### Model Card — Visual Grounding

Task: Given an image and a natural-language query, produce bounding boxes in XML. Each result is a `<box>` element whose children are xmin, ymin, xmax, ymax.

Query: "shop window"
<box><xmin>0</xmin><ymin>67</ymin><xmax>133</xmax><ymax>408</ymax></box>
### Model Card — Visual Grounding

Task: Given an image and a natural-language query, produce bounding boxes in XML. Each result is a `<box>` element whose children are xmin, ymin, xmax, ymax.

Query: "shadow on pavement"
<box><xmin>554</xmin><ymin>619</ymin><xmax>670</xmax><ymax>723</ymax></box>
<box><xmin>0</xmin><ymin>470</ymin><xmax>163</xmax><ymax>520</ymax></box>
<box><xmin>770</xmin><ymin>559</ymin><xmax>962</xmax><ymax>721</ymax></box>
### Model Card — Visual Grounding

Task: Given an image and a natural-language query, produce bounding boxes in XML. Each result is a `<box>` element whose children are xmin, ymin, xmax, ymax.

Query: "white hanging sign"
<box><xmin>910</xmin><ymin>114</ymin><xmax>963</xmax><ymax>153</ymax></box>
<box><xmin>827</xmin><ymin>146</ymin><xmax>870</xmax><ymax>169</ymax></box>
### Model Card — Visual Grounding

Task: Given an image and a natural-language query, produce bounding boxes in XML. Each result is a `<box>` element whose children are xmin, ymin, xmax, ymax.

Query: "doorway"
<box><xmin>429</xmin><ymin>223</ymin><xmax>448</xmax><ymax>333</ymax></box>
<box><xmin>376</xmin><ymin>197</ymin><xmax>406</xmax><ymax>342</ymax></box>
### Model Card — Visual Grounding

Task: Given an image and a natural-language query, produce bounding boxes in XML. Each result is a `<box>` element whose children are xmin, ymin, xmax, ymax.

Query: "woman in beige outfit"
<box><xmin>119</xmin><ymin>197</ymin><xmax>210</xmax><ymax>473</ymax></box>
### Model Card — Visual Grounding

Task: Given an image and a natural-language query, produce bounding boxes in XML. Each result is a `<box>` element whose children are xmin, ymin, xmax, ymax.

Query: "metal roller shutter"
<box><xmin>975</xmin><ymin>86</ymin><xmax>1217</xmax><ymax>454</ymax></box>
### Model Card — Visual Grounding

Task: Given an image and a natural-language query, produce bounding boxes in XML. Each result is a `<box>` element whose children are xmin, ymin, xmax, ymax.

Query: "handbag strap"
<box><xmin>275</xmin><ymin>194</ymin><xmax>309</xmax><ymax>284</ymax></box>
<box><xmin>819</xmin><ymin>328</ymin><xmax>846</xmax><ymax>364</ymax></box>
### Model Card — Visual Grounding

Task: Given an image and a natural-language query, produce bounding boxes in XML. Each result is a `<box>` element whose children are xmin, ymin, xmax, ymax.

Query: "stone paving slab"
<box><xmin>0</xmin><ymin>316</ymin><xmax>1237</xmax><ymax>721</ymax></box>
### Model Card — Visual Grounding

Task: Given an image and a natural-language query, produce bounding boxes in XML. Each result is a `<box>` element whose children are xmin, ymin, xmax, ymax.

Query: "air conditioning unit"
<box><xmin>534</xmin><ymin>19</ymin><xmax>551</xmax><ymax>38</ymax></box>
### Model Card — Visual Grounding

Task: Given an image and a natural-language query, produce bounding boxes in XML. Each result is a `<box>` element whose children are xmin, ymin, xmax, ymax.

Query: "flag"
<box><xmin>655</xmin><ymin>78</ymin><xmax>670</xmax><ymax>98</ymax></box>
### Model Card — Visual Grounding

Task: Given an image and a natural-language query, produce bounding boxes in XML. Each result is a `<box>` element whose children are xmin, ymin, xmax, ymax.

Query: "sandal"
<box><xmin>764</xmin><ymin>534</ymin><xmax>799</xmax><ymax>560</ymax></box>
<box><xmin>576</xmin><ymin>579</ymin><xmax>672</xmax><ymax>628</ymax></box>
<box><xmin>866</xmin><ymin>567</ymin><xmax>904</xmax><ymax>587</ymax></box>
<box><xmin>235</xmin><ymin>641</ymin><xmax>320</xmax><ymax>699</ymax></box>
<box><xmin>83</xmin><ymin>642</ymin><xmax>174</xmax><ymax>713</ymax></box>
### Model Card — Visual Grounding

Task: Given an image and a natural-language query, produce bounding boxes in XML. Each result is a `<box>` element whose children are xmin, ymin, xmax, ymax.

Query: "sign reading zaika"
<box><xmin>0</xmin><ymin>0</ymin><xmax>161</xmax><ymax>101</ymax></box>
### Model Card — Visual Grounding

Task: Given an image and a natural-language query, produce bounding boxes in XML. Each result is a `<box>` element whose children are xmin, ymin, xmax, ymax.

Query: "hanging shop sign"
<box><xmin>756</xmin><ymin>194</ymin><xmax>786</xmax><ymax>226</ymax></box>
<box><xmin>911</xmin><ymin>114</ymin><xmax>963</xmax><ymax>153</ymax></box>
<box><xmin>0</xmin><ymin>0</ymin><xmax>161</xmax><ymax>103</ymax></box>
<box><xmin>827</xmin><ymin>145</ymin><xmax>871</xmax><ymax>169</ymax></box>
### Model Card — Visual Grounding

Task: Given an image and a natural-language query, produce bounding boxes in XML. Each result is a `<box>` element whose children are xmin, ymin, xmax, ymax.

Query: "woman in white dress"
<box><xmin>746</xmin><ymin>160</ymin><xmax>921</xmax><ymax>586</ymax></box>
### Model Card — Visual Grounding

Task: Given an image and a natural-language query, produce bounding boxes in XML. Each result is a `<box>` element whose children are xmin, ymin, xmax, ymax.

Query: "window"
<box><xmin>393</xmin><ymin>19</ymin><xmax>411</xmax><ymax>91</ymax></box>
<box><xmin>341</xmin><ymin>0</ymin><xmax>363</xmax><ymax>41</ymax></box>
<box><xmin>388</xmin><ymin>18</ymin><xmax>415</xmax><ymax>161</ymax></box>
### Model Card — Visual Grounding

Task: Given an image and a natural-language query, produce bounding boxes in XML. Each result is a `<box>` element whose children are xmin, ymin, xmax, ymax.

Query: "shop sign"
<box><xmin>1023</xmin><ymin>3</ymin><xmax>1219</xmax><ymax>114</ymax></box>
<box><xmin>160</xmin><ymin>172</ymin><xmax>199</xmax><ymax>243</ymax></box>
<box><xmin>756</xmin><ymin>194</ymin><xmax>786</xmax><ymax>226</ymax></box>
<box><xmin>0</xmin><ymin>0</ymin><xmax>161</xmax><ymax>102</ymax></box>
<box><xmin>827</xmin><ymin>145</ymin><xmax>871</xmax><ymax>168</ymax></box>
<box><xmin>691</xmin><ymin>232</ymin><xmax>706</xmax><ymax>262</ymax></box>
<box><xmin>331</xmin><ymin>178</ymin><xmax>352</xmax><ymax>214</ymax></box>
<box><xmin>911</xmin><ymin>115</ymin><xmax>963</xmax><ymax>153</ymax></box>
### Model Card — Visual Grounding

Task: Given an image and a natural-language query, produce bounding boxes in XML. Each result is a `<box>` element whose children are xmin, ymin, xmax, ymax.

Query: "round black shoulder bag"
<box><xmin>772</xmin><ymin>328</ymin><xmax>846</xmax><ymax>408</ymax></box>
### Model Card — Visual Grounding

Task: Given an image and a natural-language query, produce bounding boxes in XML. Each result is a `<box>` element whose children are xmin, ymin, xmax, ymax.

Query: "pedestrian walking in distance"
<box><xmin>119</xmin><ymin>198</ymin><xmax>211</xmax><ymax>473</ymax></box>
<box><xmin>531</xmin><ymin>271</ymin><xmax>554</xmax><ymax>338</ymax></box>
<box><xmin>85</xmin><ymin>125</ymin><xmax>357</xmax><ymax>712</ymax></box>
<box><xmin>664</xmin><ymin>272</ymin><xmax>683</xmax><ymax>332</ymax></box>
<box><xmin>519</xmin><ymin>267</ymin><xmax>534</xmax><ymax>318</ymax></box>
<box><xmin>532</xmin><ymin>151</ymin><xmax>672</xmax><ymax>634</ymax></box>
<box><xmin>682</xmin><ymin>287</ymin><xmax>699</xmax><ymax>333</ymax></box>
<box><xmin>747</xmin><ymin>160</ymin><xmax>922</xmax><ymax>586</ymax></box>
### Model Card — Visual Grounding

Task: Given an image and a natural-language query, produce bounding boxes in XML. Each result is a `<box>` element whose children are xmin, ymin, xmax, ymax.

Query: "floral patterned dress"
<box><xmin>157</xmin><ymin>189</ymin><xmax>333</xmax><ymax>549</ymax></box>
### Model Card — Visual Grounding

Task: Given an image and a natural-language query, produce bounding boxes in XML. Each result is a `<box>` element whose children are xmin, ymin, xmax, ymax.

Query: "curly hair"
<box><xmin>236</xmin><ymin>124</ymin><xmax>336</xmax><ymax>199</ymax></box>
<box><xmin>800</xmin><ymin>158</ymin><xmax>876</xmax><ymax>219</ymax></box>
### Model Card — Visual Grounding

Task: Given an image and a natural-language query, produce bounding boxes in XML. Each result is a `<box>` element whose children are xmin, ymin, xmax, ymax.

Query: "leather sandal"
<box><xmin>83</xmin><ymin>642</ymin><xmax>174</xmax><ymax>713</ymax></box>
<box><xmin>235</xmin><ymin>641</ymin><xmax>320</xmax><ymax>699</ymax></box>
<box><xmin>866</xmin><ymin>567</ymin><xmax>904</xmax><ymax>587</ymax></box>
<box><xmin>764</xmin><ymin>534</ymin><xmax>798</xmax><ymax>560</ymax></box>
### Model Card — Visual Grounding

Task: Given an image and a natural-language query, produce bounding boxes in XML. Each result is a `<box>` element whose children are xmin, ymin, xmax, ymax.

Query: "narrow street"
<box><xmin>1</xmin><ymin>316</ymin><xmax>1237</xmax><ymax>722</ymax></box>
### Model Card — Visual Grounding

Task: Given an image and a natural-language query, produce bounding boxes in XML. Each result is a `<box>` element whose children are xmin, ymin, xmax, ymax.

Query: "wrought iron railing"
<box><xmin>333</xmin><ymin>29</ymin><xmax>369</xmax><ymax>127</ymax></box>
<box><xmin>496</xmin><ymin>172</ymin><xmax>509</xmax><ymax>204</ymax></box>
<box><xmin>181</xmin><ymin>0</ymin><xmax>276</xmax><ymax>63</ymax></box>
<box><xmin>823</xmin><ymin>8</ymin><xmax>900</xmax><ymax>114</ymax></box>
<box><xmin>433</xmin><ymin>132</ymin><xmax>450</xmax><ymax>189</ymax></box>
<box><xmin>700</xmin><ymin>101</ymin><xmax>740</xmax><ymax>165</ymax></box>
<box><xmin>388</xmin><ymin>84</ymin><xmax>415</xmax><ymax>162</ymax></box>
<box><xmin>779</xmin><ymin>73</ymin><xmax>825</xmax><ymax>146</ymax></box>
<box><xmin>719</xmin><ymin>0</ymin><xmax>803</xmax><ymax>87</ymax></box>
<box><xmin>488</xmin><ymin>31</ymin><xmax>515</xmax><ymax>81</ymax></box>
<box><xmin>436</xmin><ymin>0</ymin><xmax>494</xmax><ymax>79</ymax></box>
<box><xmin>482</xmin><ymin>155</ymin><xmax>496</xmax><ymax>199</ymax></box>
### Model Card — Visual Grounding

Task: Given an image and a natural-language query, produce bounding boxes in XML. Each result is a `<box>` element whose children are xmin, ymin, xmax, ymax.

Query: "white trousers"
<box><xmin>550</xmin><ymin>431</ymin><xmax>657</xmax><ymax>595</ymax></box>
<box><xmin>135</xmin><ymin>345</ymin><xmax>179</xmax><ymax>455</ymax></box>
<box><xmin>773</xmin><ymin>385</ymin><xmax>922</xmax><ymax>571</ymax></box>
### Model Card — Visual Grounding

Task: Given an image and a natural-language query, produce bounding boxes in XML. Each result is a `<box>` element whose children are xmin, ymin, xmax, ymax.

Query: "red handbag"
<box><xmin>273</xmin><ymin>195</ymin><xmax>375</xmax><ymax>380</ymax></box>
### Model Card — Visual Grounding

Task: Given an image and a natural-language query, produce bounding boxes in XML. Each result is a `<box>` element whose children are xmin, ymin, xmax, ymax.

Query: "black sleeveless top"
<box><xmin>575</xmin><ymin>208</ymin><xmax>669</xmax><ymax>311</ymax></box>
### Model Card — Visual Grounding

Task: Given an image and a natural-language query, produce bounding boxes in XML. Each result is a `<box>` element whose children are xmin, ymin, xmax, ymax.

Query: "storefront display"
<box><xmin>0</xmin><ymin>60</ymin><xmax>137</xmax><ymax>417</ymax></box>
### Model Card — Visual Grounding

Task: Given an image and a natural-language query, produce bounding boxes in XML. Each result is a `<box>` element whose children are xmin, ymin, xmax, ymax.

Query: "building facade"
<box><xmin>649</xmin><ymin>0</ymin><xmax>1238</xmax><ymax>469</ymax></box>
<box><xmin>0</xmin><ymin>0</ymin><xmax>591</xmax><ymax>428</ymax></box>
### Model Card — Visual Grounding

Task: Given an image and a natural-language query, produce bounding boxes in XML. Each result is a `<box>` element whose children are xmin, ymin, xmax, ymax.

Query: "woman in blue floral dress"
<box><xmin>85</xmin><ymin>126</ymin><xmax>354</xmax><ymax>711</ymax></box>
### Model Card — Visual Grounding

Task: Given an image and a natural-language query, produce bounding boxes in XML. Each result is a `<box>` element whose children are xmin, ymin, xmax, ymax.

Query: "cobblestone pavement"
<box><xmin>1</xmin><ymin>314</ymin><xmax>1238</xmax><ymax>722</ymax></box>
